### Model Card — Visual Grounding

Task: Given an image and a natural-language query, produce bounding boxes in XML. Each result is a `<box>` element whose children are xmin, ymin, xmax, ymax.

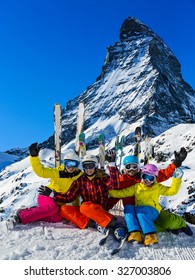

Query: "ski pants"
<box><xmin>155</xmin><ymin>209</ymin><xmax>186</xmax><ymax>232</ymax></box>
<box><xmin>60</xmin><ymin>201</ymin><xmax>113</xmax><ymax>229</ymax></box>
<box><xmin>19</xmin><ymin>195</ymin><xmax>63</xmax><ymax>224</ymax></box>
<box><xmin>124</xmin><ymin>205</ymin><xmax>159</xmax><ymax>234</ymax></box>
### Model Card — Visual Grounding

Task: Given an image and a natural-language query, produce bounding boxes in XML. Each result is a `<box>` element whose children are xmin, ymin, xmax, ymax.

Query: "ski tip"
<box><xmin>110</xmin><ymin>248</ymin><xmax>119</xmax><ymax>255</ymax></box>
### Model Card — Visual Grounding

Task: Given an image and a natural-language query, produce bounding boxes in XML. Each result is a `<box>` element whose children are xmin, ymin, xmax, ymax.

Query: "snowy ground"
<box><xmin>0</xmin><ymin>218</ymin><xmax>195</xmax><ymax>279</ymax></box>
<box><xmin>0</xmin><ymin>215</ymin><xmax>195</xmax><ymax>261</ymax></box>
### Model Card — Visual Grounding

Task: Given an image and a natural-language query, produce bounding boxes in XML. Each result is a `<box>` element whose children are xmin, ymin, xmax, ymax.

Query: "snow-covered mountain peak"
<box><xmin>51</xmin><ymin>16</ymin><xmax>195</xmax><ymax>152</ymax></box>
<box><xmin>120</xmin><ymin>16</ymin><xmax>155</xmax><ymax>40</ymax></box>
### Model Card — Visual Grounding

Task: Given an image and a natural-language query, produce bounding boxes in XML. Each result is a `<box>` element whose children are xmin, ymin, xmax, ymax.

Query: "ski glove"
<box><xmin>173</xmin><ymin>167</ymin><xmax>184</xmax><ymax>179</ymax></box>
<box><xmin>38</xmin><ymin>186</ymin><xmax>55</xmax><ymax>197</ymax></box>
<box><xmin>173</xmin><ymin>147</ymin><xmax>187</xmax><ymax>167</ymax></box>
<box><xmin>29</xmin><ymin>142</ymin><xmax>40</xmax><ymax>157</ymax></box>
<box><xmin>105</xmin><ymin>150</ymin><xmax>116</xmax><ymax>163</ymax></box>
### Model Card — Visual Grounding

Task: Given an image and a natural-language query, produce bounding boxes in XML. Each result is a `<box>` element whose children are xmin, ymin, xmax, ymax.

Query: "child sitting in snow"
<box><xmin>109</xmin><ymin>163</ymin><xmax>184</xmax><ymax>246</ymax></box>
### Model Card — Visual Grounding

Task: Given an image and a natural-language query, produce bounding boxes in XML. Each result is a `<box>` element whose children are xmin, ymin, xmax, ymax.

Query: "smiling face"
<box><xmin>124</xmin><ymin>163</ymin><xmax>139</xmax><ymax>176</ymax></box>
<box><xmin>82</xmin><ymin>162</ymin><xmax>96</xmax><ymax>176</ymax></box>
<box><xmin>65</xmin><ymin>166</ymin><xmax>78</xmax><ymax>173</ymax></box>
<box><xmin>84</xmin><ymin>167</ymin><xmax>96</xmax><ymax>176</ymax></box>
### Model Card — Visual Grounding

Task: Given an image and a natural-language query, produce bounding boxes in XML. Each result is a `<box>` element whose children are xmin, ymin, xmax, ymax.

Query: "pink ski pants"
<box><xmin>18</xmin><ymin>195</ymin><xmax>62</xmax><ymax>224</ymax></box>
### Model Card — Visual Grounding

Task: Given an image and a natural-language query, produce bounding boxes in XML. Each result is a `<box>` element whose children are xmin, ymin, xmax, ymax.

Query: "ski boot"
<box><xmin>6</xmin><ymin>213</ymin><xmax>21</xmax><ymax>230</ymax></box>
<box><xmin>144</xmin><ymin>233</ymin><xmax>158</xmax><ymax>246</ymax></box>
<box><xmin>96</xmin><ymin>224</ymin><xmax>109</xmax><ymax>236</ymax></box>
<box><xmin>128</xmin><ymin>231</ymin><xmax>143</xmax><ymax>243</ymax></box>
<box><xmin>6</xmin><ymin>207</ymin><xmax>25</xmax><ymax>230</ymax></box>
<box><xmin>170</xmin><ymin>224</ymin><xmax>193</xmax><ymax>236</ymax></box>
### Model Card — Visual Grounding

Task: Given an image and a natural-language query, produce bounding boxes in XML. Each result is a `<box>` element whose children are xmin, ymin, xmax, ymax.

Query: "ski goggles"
<box><xmin>82</xmin><ymin>162</ymin><xmax>96</xmax><ymax>170</ymax></box>
<box><xmin>141</xmin><ymin>173</ymin><xmax>156</xmax><ymax>182</ymax></box>
<box><xmin>124</xmin><ymin>163</ymin><xmax>139</xmax><ymax>171</ymax></box>
<box><xmin>64</xmin><ymin>160</ymin><xmax>79</xmax><ymax>168</ymax></box>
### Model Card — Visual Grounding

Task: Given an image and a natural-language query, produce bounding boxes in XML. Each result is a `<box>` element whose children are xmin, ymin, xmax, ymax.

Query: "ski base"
<box><xmin>111</xmin><ymin>234</ymin><xmax>128</xmax><ymax>255</ymax></box>
<box><xmin>99</xmin><ymin>229</ymin><xmax>110</xmax><ymax>246</ymax></box>
<box><xmin>99</xmin><ymin>230</ymin><xmax>128</xmax><ymax>255</ymax></box>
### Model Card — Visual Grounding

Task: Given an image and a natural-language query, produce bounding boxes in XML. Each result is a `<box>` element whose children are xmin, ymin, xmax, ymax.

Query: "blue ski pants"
<box><xmin>124</xmin><ymin>205</ymin><xmax>159</xmax><ymax>234</ymax></box>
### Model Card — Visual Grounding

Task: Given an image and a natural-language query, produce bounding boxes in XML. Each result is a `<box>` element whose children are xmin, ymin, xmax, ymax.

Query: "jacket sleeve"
<box><xmin>109</xmin><ymin>185</ymin><xmax>136</xmax><ymax>198</ymax></box>
<box><xmin>54</xmin><ymin>180</ymin><xmax>80</xmax><ymax>203</ymax></box>
<box><xmin>157</xmin><ymin>162</ymin><xmax>176</xmax><ymax>183</ymax></box>
<box><xmin>158</xmin><ymin>178</ymin><xmax>182</xmax><ymax>196</ymax></box>
<box><xmin>30</xmin><ymin>156</ymin><xmax>58</xmax><ymax>178</ymax></box>
<box><xmin>106</xmin><ymin>165</ymin><xmax>120</xmax><ymax>190</ymax></box>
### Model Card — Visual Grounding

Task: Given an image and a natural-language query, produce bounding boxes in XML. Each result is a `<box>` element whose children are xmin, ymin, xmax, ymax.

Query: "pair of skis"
<box><xmin>75</xmin><ymin>102</ymin><xmax>86</xmax><ymax>159</ymax></box>
<box><xmin>115</xmin><ymin>135</ymin><xmax>124</xmax><ymax>173</ymax></box>
<box><xmin>134</xmin><ymin>126</ymin><xmax>142</xmax><ymax>160</ymax></box>
<box><xmin>54</xmin><ymin>102</ymin><xmax>87</xmax><ymax>168</ymax></box>
<box><xmin>144</xmin><ymin>132</ymin><xmax>155</xmax><ymax>164</ymax></box>
<box><xmin>54</xmin><ymin>104</ymin><xmax>62</xmax><ymax>167</ymax></box>
<box><xmin>133</xmin><ymin>126</ymin><xmax>154</xmax><ymax>164</ymax></box>
<box><xmin>54</xmin><ymin>102</ymin><xmax>106</xmax><ymax>169</ymax></box>
<box><xmin>98</xmin><ymin>133</ymin><xmax>106</xmax><ymax>169</ymax></box>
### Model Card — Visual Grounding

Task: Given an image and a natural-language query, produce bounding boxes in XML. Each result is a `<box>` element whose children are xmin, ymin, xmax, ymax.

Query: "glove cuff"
<box><xmin>173</xmin><ymin>160</ymin><xmax>181</xmax><ymax>167</ymax></box>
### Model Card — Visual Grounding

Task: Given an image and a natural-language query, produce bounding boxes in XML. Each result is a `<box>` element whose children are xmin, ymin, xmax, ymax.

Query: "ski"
<box><xmin>79</xmin><ymin>132</ymin><xmax>86</xmax><ymax>158</ymax></box>
<box><xmin>99</xmin><ymin>230</ymin><xmax>128</xmax><ymax>255</ymax></box>
<box><xmin>98</xmin><ymin>133</ymin><xmax>105</xmax><ymax>170</ymax></box>
<box><xmin>110</xmin><ymin>234</ymin><xmax>128</xmax><ymax>255</ymax></box>
<box><xmin>118</xmin><ymin>136</ymin><xmax>124</xmax><ymax>173</ymax></box>
<box><xmin>114</xmin><ymin>135</ymin><xmax>120</xmax><ymax>167</ymax></box>
<box><xmin>75</xmin><ymin>102</ymin><xmax>85</xmax><ymax>155</ymax></box>
<box><xmin>144</xmin><ymin>132</ymin><xmax>154</xmax><ymax>164</ymax></box>
<box><xmin>99</xmin><ymin>229</ymin><xmax>110</xmax><ymax>246</ymax></box>
<box><xmin>134</xmin><ymin>126</ymin><xmax>142</xmax><ymax>160</ymax></box>
<box><xmin>54</xmin><ymin>103</ymin><xmax>62</xmax><ymax>167</ymax></box>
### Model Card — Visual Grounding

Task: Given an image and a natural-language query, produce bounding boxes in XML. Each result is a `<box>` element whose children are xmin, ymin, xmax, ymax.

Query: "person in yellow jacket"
<box><xmin>109</xmin><ymin>163</ymin><xmax>184</xmax><ymax>246</ymax></box>
<box><xmin>6</xmin><ymin>143</ymin><xmax>83</xmax><ymax>229</ymax></box>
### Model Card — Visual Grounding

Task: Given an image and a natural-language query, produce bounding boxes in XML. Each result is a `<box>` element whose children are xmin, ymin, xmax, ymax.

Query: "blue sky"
<box><xmin>0</xmin><ymin>0</ymin><xmax>195</xmax><ymax>152</ymax></box>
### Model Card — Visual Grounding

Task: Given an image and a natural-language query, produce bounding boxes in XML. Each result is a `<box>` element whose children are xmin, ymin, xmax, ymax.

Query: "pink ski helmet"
<box><xmin>141</xmin><ymin>164</ymin><xmax>158</xmax><ymax>177</ymax></box>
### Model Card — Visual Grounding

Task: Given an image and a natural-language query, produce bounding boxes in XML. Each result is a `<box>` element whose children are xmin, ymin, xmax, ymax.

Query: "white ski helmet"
<box><xmin>82</xmin><ymin>154</ymin><xmax>98</xmax><ymax>167</ymax></box>
<box><xmin>63</xmin><ymin>151</ymin><xmax>80</xmax><ymax>162</ymax></box>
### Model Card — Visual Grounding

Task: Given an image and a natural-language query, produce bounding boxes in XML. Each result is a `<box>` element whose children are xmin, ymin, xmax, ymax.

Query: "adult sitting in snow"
<box><xmin>109</xmin><ymin>164</ymin><xmax>185</xmax><ymax>246</ymax></box>
<box><xmin>6</xmin><ymin>143</ymin><xmax>83</xmax><ymax>229</ymax></box>
<box><xmin>108</xmin><ymin>148</ymin><xmax>193</xmax><ymax>236</ymax></box>
<box><xmin>51</xmin><ymin>151</ymin><xmax>128</xmax><ymax>242</ymax></box>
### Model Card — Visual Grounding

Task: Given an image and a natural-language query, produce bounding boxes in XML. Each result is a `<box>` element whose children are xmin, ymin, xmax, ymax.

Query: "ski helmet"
<box><xmin>64</xmin><ymin>152</ymin><xmax>80</xmax><ymax>162</ymax></box>
<box><xmin>141</xmin><ymin>164</ymin><xmax>158</xmax><ymax>176</ymax></box>
<box><xmin>123</xmin><ymin>155</ymin><xmax>139</xmax><ymax>165</ymax></box>
<box><xmin>82</xmin><ymin>154</ymin><xmax>98</xmax><ymax>167</ymax></box>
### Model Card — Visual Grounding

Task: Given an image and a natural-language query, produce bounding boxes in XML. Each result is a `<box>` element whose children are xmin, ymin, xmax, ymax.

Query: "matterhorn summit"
<box><xmin>40</xmin><ymin>16</ymin><xmax>195</xmax><ymax>151</ymax></box>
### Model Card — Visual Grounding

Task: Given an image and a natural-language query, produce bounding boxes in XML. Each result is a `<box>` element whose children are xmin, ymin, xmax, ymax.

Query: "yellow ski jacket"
<box><xmin>109</xmin><ymin>178</ymin><xmax>182</xmax><ymax>212</ymax></box>
<box><xmin>30</xmin><ymin>156</ymin><xmax>83</xmax><ymax>205</ymax></box>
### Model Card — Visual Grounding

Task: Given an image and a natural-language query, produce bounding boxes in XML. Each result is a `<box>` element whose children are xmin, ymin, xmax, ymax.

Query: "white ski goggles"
<box><xmin>125</xmin><ymin>163</ymin><xmax>139</xmax><ymax>171</ymax></box>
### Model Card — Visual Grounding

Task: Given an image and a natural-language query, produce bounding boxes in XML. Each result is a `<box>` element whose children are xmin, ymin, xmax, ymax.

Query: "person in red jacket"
<box><xmin>108</xmin><ymin>147</ymin><xmax>193</xmax><ymax>236</ymax></box>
